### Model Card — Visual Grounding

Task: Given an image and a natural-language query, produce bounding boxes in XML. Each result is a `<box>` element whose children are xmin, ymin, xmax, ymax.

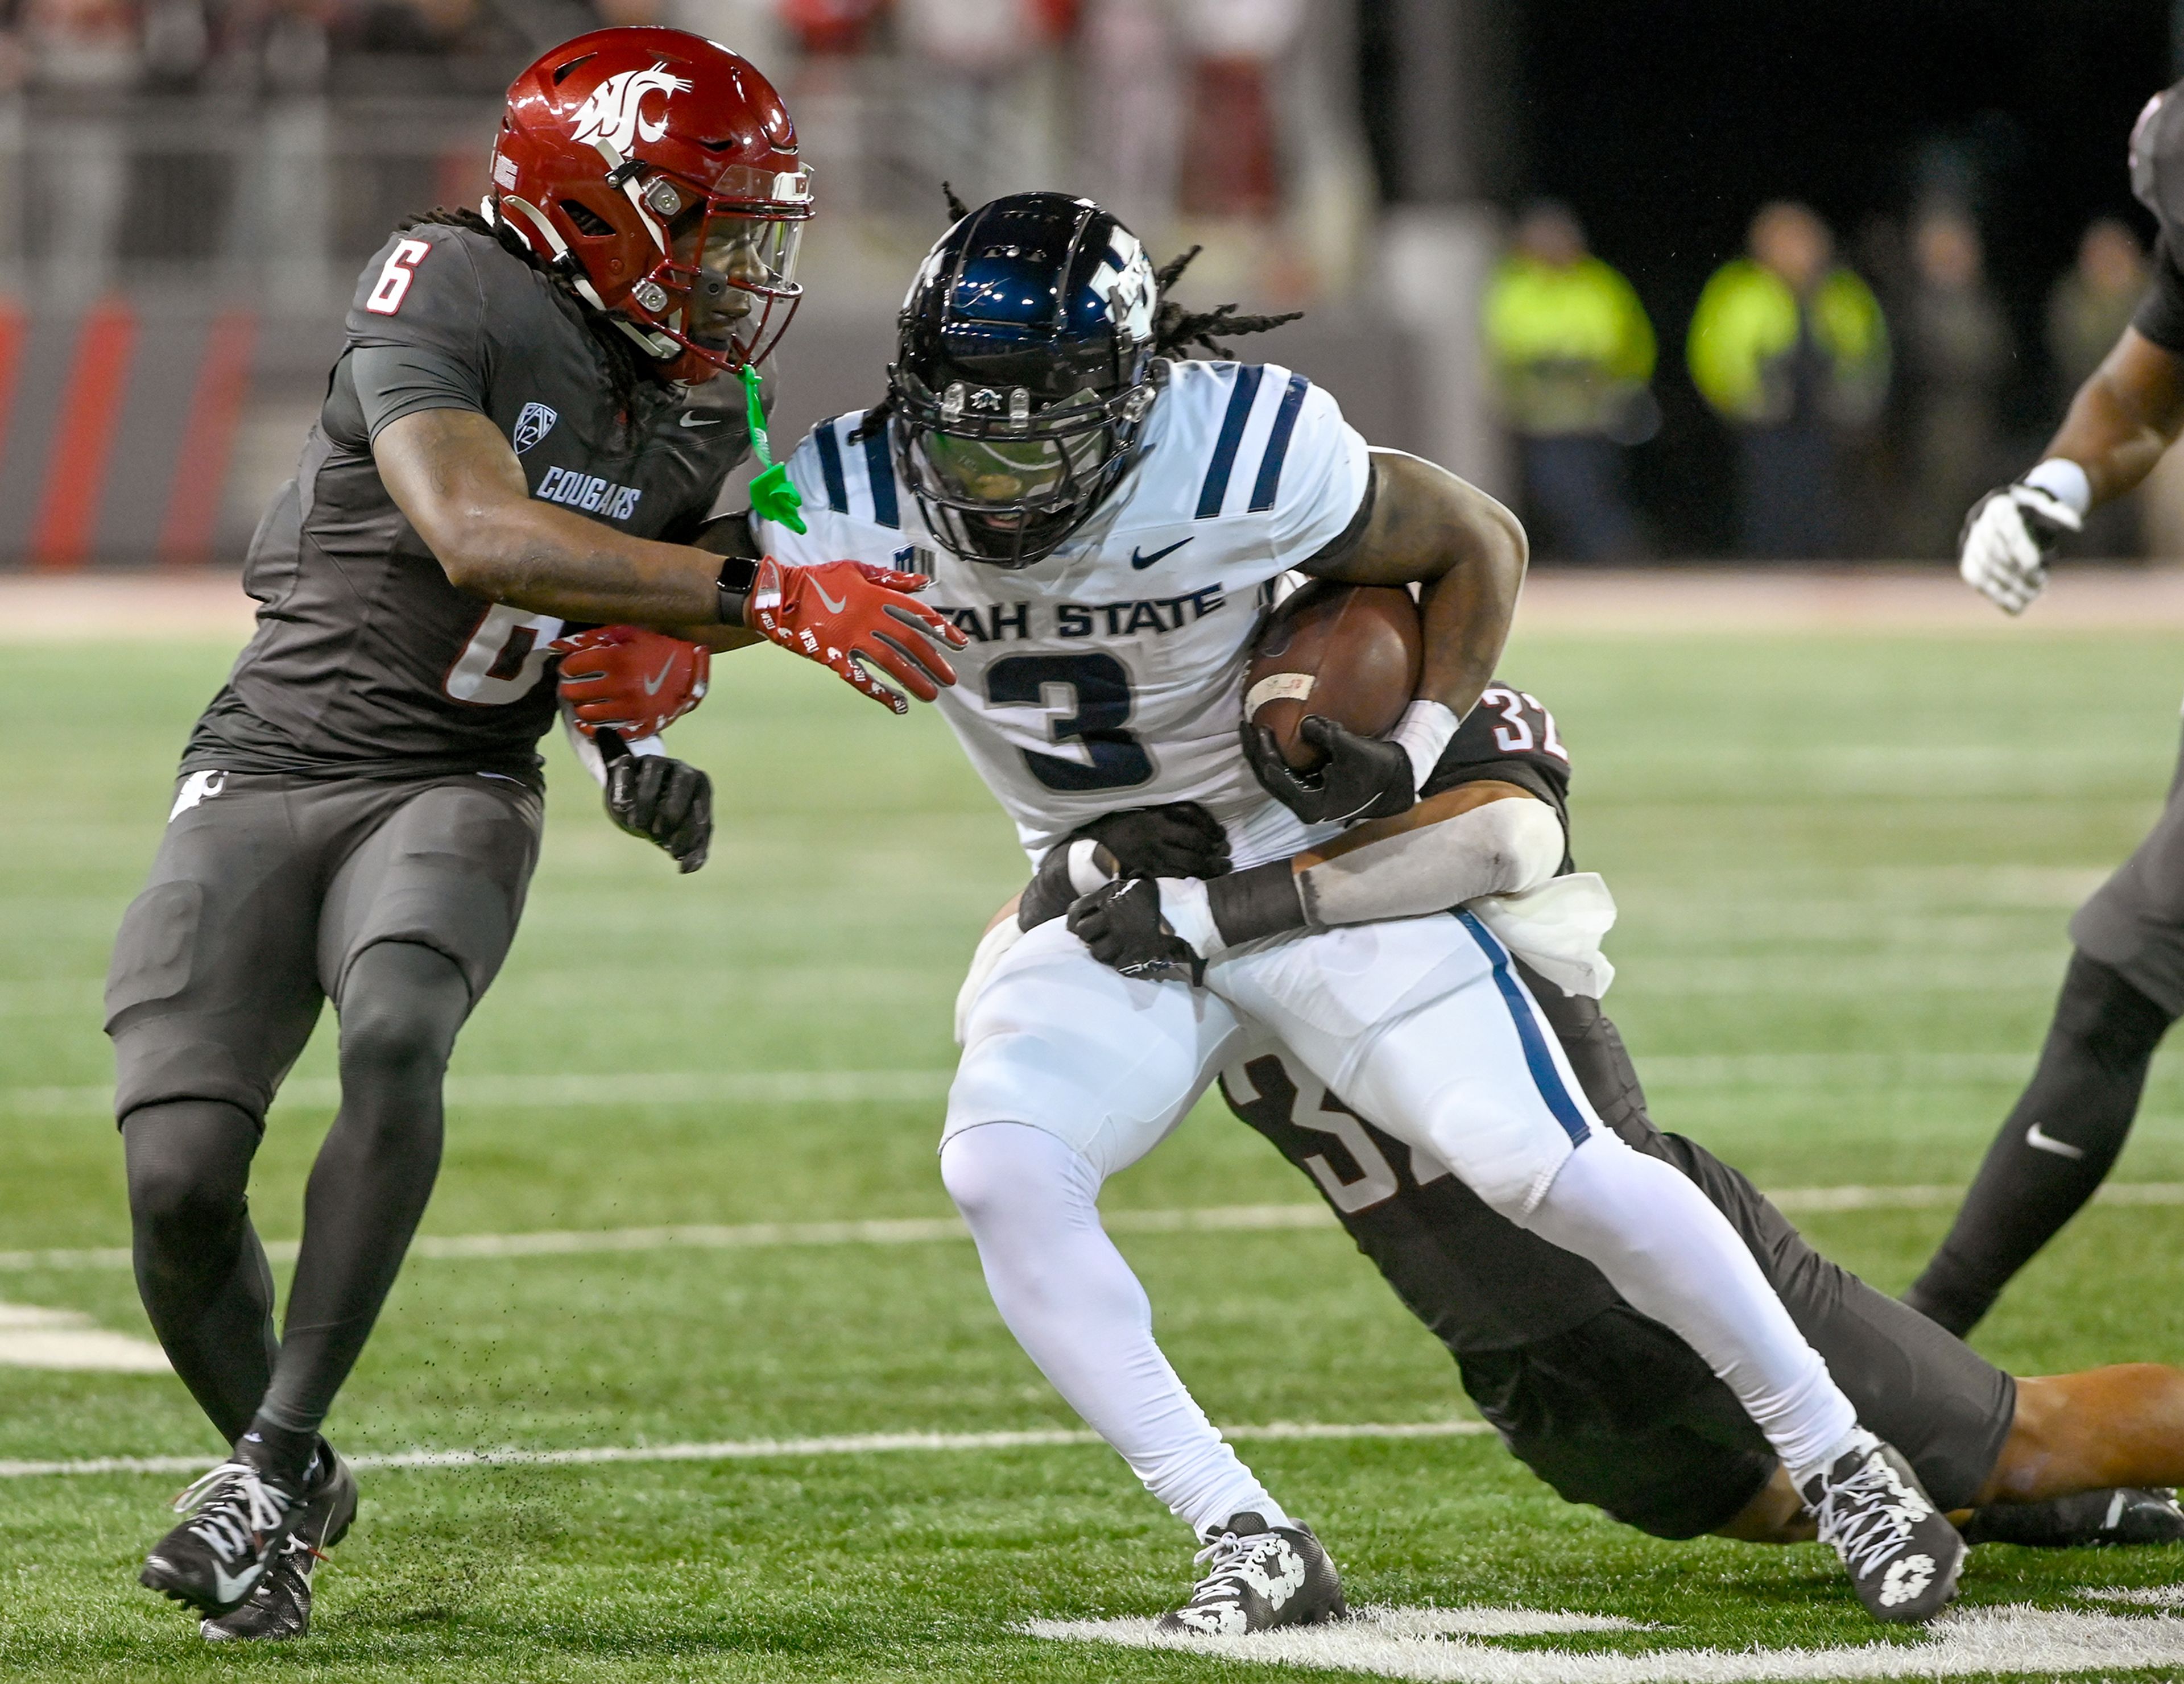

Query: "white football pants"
<box><xmin>943</xmin><ymin>911</ymin><xmax>1858</xmax><ymax>1533</ymax></box>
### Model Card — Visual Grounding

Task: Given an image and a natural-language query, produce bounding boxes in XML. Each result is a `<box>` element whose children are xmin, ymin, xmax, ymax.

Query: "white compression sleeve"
<box><xmin>939</xmin><ymin>1122</ymin><xmax>1285</xmax><ymax>1535</ymax></box>
<box><xmin>1520</xmin><ymin>1129</ymin><xmax>1856</xmax><ymax>1480</ymax></box>
<box><xmin>1297</xmin><ymin>797</ymin><xmax>1564</xmax><ymax>929</ymax></box>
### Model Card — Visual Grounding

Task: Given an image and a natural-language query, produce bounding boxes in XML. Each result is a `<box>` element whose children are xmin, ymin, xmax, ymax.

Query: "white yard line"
<box><xmin>1028</xmin><ymin>1603</ymin><xmax>2184</xmax><ymax>1682</ymax></box>
<box><xmin>0</xmin><ymin>1052</ymin><xmax>2077</xmax><ymax>1118</ymax></box>
<box><xmin>9</xmin><ymin>1183</ymin><xmax>2182</xmax><ymax>1275</ymax></box>
<box><xmin>0</xmin><ymin>1302</ymin><xmax>169</xmax><ymax>1372</ymax></box>
<box><xmin>0</xmin><ymin>1418</ymin><xmax>1491</xmax><ymax>1479</ymax></box>
<box><xmin>0</xmin><ymin>1069</ymin><xmax>958</xmax><ymax>1117</ymax></box>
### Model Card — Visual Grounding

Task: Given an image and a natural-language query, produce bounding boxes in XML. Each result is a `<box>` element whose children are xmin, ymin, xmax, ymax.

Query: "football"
<box><xmin>1242</xmin><ymin>580</ymin><xmax>1423</xmax><ymax>771</ymax></box>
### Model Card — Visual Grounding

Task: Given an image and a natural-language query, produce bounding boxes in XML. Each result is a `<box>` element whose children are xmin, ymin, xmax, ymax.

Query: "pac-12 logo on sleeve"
<box><xmin>513</xmin><ymin>403</ymin><xmax>558</xmax><ymax>454</ymax></box>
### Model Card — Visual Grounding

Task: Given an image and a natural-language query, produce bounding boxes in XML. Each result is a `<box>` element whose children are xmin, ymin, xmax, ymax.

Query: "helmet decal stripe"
<box><xmin>861</xmin><ymin>424</ymin><xmax>899</xmax><ymax>528</ymax></box>
<box><xmin>1195</xmin><ymin>364</ymin><xmax>1264</xmax><ymax>520</ymax></box>
<box><xmin>812</xmin><ymin>417</ymin><xmax>850</xmax><ymax>512</ymax></box>
<box><xmin>1247</xmin><ymin>374</ymin><xmax>1311</xmax><ymax>514</ymax></box>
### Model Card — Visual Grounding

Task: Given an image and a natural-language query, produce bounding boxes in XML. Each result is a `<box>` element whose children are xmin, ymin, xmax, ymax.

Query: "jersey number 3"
<box><xmin>365</xmin><ymin>239</ymin><xmax>432</xmax><ymax>316</ymax></box>
<box><xmin>986</xmin><ymin>653</ymin><xmax>1155</xmax><ymax>792</ymax></box>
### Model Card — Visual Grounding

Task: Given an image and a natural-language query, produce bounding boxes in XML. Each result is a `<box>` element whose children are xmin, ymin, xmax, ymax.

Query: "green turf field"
<box><xmin>7</xmin><ymin>623</ymin><xmax>2184</xmax><ymax>1680</ymax></box>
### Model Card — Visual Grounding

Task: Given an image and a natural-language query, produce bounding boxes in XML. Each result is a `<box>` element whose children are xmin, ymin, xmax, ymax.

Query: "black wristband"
<box><xmin>715</xmin><ymin>554</ymin><xmax>760</xmax><ymax>626</ymax></box>
<box><xmin>1205</xmin><ymin>859</ymin><xmax>1309</xmax><ymax>946</ymax></box>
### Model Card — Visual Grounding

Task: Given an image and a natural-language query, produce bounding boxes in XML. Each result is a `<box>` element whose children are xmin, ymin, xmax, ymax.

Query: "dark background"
<box><xmin>1360</xmin><ymin>0</ymin><xmax>2174</xmax><ymax>554</ymax></box>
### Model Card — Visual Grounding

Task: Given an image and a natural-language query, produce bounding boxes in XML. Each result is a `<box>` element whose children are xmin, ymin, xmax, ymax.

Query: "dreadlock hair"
<box><xmin>1148</xmin><ymin>245</ymin><xmax>1303</xmax><ymax>359</ymax></box>
<box><xmin>396</xmin><ymin>206</ymin><xmax>660</xmax><ymax>427</ymax></box>
<box><xmin>849</xmin><ymin>204</ymin><xmax>1304</xmax><ymax>446</ymax></box>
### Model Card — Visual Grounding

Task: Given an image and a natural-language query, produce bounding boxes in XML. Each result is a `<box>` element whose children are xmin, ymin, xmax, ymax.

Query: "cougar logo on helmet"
<box><xmin>570</xmin><ymin>64</ymin><xmax>694</xmax><ymax>157</ymax></box>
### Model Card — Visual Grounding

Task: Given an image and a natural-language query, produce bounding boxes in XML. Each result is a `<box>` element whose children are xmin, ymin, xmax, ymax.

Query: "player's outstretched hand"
<box><xmin>552</xmin><ymin>626</ymin><xmax>710</xmax><ymax>740</ymax></box>
<box><xmin>1243</xmin><ymin>714</ymin><xmax>1415</xmax><ymax>826</ymax></box>
<box><xmin>746</xmin><ymin>557</ymin><xmax>968</xmax><ymax>715</ymax></box>
<box><xmin>1067</xmin><ymin>878</ymin><xmax>1206</xmax><ymax>986</ymax></box>
<box><xmin>599</xmin><ymin>732</ymin><xmax>713</xmax><ymax>874</ymax></box>
<box><xmin>1959</xmin><ymin>481</ymin><xmax>2082</xmax><ymax>614</ymax></box>
<box><xmin>1018</xmin><ymin>804</ymin><xmax>1232</xmax><ymax>931</ymax></box>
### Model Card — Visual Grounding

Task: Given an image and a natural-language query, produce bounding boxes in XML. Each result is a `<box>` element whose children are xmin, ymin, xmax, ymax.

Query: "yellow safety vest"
<box><xmin>1482</xmin><ymin>254</ymin><xmax>1656</xmax><ymax>435</ymax></box>
<box><xmin>1686</xmin><ymin>259</ymin><xmax>1888</xmax><ymax>425</ymax></box>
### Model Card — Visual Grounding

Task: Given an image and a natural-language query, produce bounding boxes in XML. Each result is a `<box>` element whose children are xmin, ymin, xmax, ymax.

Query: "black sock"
<box><xmin>123</xmin><ymin>1100</ymin><xmax>278</xmax><ymax>1445</ymax></box>
<box><xmin>1906</xmin><ymin>951</ymin><xmax>2173</xmax><ymax>1335</ymax></box>
<box><xmin>251</xmin><ymin>941</ymin><xmax>468</xmax><ymax>1448</ymax></box>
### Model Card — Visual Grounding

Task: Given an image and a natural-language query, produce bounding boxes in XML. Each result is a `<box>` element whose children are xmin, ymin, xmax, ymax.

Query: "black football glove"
<box><xmin>1242</xmin><ymin>714</ymin><xmax>1415</xmax><ymax>826</ymax></box>
<box><xmin>1066</xmin><ymin>878</ymin><xmax>1205</xmax><ymax>985</ymax></box>
<box><xmin>1018</xmin><ymin>802</ymin><xmax>1231</xmax><ymax>931</ymax></box>
<box><xmin>599</xmin><ymin>731</ymin><xmax>712</xmax><ymax>874</ymax></box>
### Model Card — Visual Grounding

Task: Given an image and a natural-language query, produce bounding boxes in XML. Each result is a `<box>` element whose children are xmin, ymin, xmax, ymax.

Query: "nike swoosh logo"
<box><xmin>1131</xmin><ymin>537</ymin><xmax>1193</xmax><ymax>570</ymax></box>
<box><xmin>640</xmin><ymin>656</ymin><xmax>675</xmax><ymax>696</ymax></box>
<box><xmin>211</xmin><ymin>1561</ymin><xmax>266</xmax><ymax>1604</ymax></box>
<box><xmin>679</xmin><ymin>412</ymin><xmax>721</xmax><ymax>428</ymax></box>
<box><xmin>2025</xmin><ymin>1122</ymin><xmax>2086</xmax><ymax>1160</ymax></box>
<box><xmin>814</xmin><ymin>580</ymin><xmax>849</xmax><ymax>614</ymax></box>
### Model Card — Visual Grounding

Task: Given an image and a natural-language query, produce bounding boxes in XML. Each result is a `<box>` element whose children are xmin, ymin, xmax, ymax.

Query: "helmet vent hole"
<box><xmin>560</xmin><ymin>200</ymin><xmax>615</xmax><ymax>238</ymax></box>
<box><xmin>551</xmin><ymin>51</ymin><xmax>597</xmax><ymax>85</ymax></box>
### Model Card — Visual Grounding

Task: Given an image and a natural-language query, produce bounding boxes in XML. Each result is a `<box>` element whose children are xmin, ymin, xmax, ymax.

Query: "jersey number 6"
<box><xmin>365</xmin><ymin>239</ymin><xmax>432</xmax><ymax>316</ymax></box>
<box><xmin>986</xmin><ymin>652</ymin><xmax>1155</xmax><ymax>792</ymax></box>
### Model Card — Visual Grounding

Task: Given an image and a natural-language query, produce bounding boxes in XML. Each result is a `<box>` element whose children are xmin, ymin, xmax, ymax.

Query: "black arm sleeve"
<box><xmin>2132</xmin><ymin>237</ymin><xmax>2184</xmax><ymax>357</ymax></box>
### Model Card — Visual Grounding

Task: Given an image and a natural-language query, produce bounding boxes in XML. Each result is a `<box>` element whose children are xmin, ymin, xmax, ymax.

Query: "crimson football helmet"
<box><xmin>491</xmin><ymin>27</ymin><xmax>812</xmax><ymax>384</ymax></box>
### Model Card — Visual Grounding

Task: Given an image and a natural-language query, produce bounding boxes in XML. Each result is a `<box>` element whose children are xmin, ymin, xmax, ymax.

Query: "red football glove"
<box><xmin>552</xmin><ymin>625</ymin><xmax>711</xmax><ymax>740</ymax></box>
<box><xmin>746</xmin><ymin>557</ymin><xmax>966</xmax><ymax>715</ymax></box>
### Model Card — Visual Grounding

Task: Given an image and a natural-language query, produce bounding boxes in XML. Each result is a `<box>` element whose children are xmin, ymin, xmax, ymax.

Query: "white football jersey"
<box><xmin>753</xmin><ymin>359</ymin><xmax>1371</xmax><ymax>868</ymax></box>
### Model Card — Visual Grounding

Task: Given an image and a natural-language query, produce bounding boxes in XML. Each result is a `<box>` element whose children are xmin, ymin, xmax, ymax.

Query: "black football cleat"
<box><xmin>140</xmin><ymin>1459</ymin><xmax>307</xmax><ymax>1616</ymax></box>
<box><xmin>197</xmin><ymin>1443</ymin><xmax>357</xmax><ymax>1641</ymax></box>
<box><xmin>1802</xmin><ymin>1439</ymin><xmax>1966</xmax><ymax>1624</ymax></box>
<box><xmin>200</xmin><ymin>1540</ymin><xmax>315</xmax><ymax>1642</ymax></box>
<box><xmin>1964</xmin><ymin>1487</ymin><xmax>2184</xmax><ymax>1549</ymax></box>
<box><xmin>1156</xmin><ymin>1512</ymin><xmax>1347</xmax><ymax>1637</ymax></box>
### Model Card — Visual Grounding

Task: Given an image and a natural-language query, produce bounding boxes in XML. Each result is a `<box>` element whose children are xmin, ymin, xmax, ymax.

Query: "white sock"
<box><xmin>939</xmin><ymin>1122</ymin><xmax>1287</xmax><ymax>1535</ymax></box>
<box><xmin>1790</xmin><ymin>1426</ymin><xmax>1883</xmax><ymax>1495</ymax></box>
<box><xmin>1520</xmin><ymin>1133</ymin><xmax>1858</xmax><ymax>1477</ymax></box>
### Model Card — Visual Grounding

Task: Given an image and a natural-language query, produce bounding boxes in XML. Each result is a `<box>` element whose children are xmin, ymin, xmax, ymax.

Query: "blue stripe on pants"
<box><xmin>1455</xmin><ymin>910</ymin><xmax>1591</xmax><ymax>1146</ymax></box>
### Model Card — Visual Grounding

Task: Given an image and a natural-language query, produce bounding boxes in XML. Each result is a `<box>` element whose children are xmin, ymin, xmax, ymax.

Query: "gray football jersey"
<box><xmin>184</xmin><ymin>221</ymin><xmax>751</xmax><ymax>783</ymax></box>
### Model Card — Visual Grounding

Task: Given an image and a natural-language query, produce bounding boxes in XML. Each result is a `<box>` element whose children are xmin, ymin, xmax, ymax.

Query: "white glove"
<box><xmin>1958</xmin><ymin>470</ymin><xmax>2086</xmax><ymax>615</ymax></box>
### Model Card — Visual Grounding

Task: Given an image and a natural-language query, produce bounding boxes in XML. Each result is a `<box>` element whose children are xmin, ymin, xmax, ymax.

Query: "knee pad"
<box><xmin>336</xmin><ymin>942</ymin><xmax>470</xmax><ymax>1078</ymax></box>
<box><xmin>940</xmin><ymin>1122</ymin><xmax>1098</xmax><ymax>1231</ymax></box>
<box><xmin>122</xmin><ymin>1100</ymin><xmax>256</xmax><ymax>1228</ymax></box>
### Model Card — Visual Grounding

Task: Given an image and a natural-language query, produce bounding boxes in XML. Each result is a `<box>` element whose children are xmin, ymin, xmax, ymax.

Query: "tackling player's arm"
<box><xmin>1250</xmin><ymin>448</ymin><xmax>1528</xmax><ymax>825</ymax></box>
<box><xmin>375</xmin><ymin>415</ymin><xmax>960</xmax><ymax>709</ymax></box>
<box><xmin>1066</xmin><ymin>781</ymin><xmax>1562</xmax><ymax>982</ymax></box>
<box><xmin>1064</xmin><ymin>687</ymin><xmax>1571</xmax><ymax>981</ymax></box>
<box><xmin>376</xmin><ymin>408</ymin><xmax>736</xmax><ymax>626</ymax></box>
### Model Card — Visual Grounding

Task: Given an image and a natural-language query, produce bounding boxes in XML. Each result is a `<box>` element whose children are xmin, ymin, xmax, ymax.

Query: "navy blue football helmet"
<box><xmin>890</xmin><ymin>192</ymin><xmax>1162</xmax><ymax>568</ymax></box>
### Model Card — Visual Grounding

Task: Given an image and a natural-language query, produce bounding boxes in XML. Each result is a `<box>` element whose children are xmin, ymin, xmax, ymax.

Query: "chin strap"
<box><xmin>741</xmin><ymin>365</ymin><xmax>806</xmax><ymax>533</ymax></box>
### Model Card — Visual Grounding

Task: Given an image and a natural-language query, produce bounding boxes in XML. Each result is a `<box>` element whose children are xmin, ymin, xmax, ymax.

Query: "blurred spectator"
<box><xmin>1689</xmin><ymin>201</ymin><xmax>1888</xmax><ymax>559</ymax></box>
<box><xmin>2049</xmin><ymin>217</ymin><xmax>2148</xmax><ymax>395</ymax></box>
<box><xmin>1480</xmin><ymin>200</ymin><xmax>1655</xmax><ymax>561</ymax></box>
<box><xmin>2048</xmin><ymin>217</ymin><xmax>2152</xmax><ymax>557</ymax></box>
<box><xmin>896</xmin><ymin>0</ymin><xmax>1070</xmax><ymax>209</ymax></box>
<box><xmin>1177</xmin><ymin>0</ymin><xmax>1300</xmax><ymax>221</ymax></box>
<box><xmin>1895</xmin><ymin>204</ymin><xmax>2012</xmax><ymax>557</ymax></box>
<box><xmin>1078</xmin><ymin>0</ymin><xmax>1180</xmax><ymax>222</ymax></box>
